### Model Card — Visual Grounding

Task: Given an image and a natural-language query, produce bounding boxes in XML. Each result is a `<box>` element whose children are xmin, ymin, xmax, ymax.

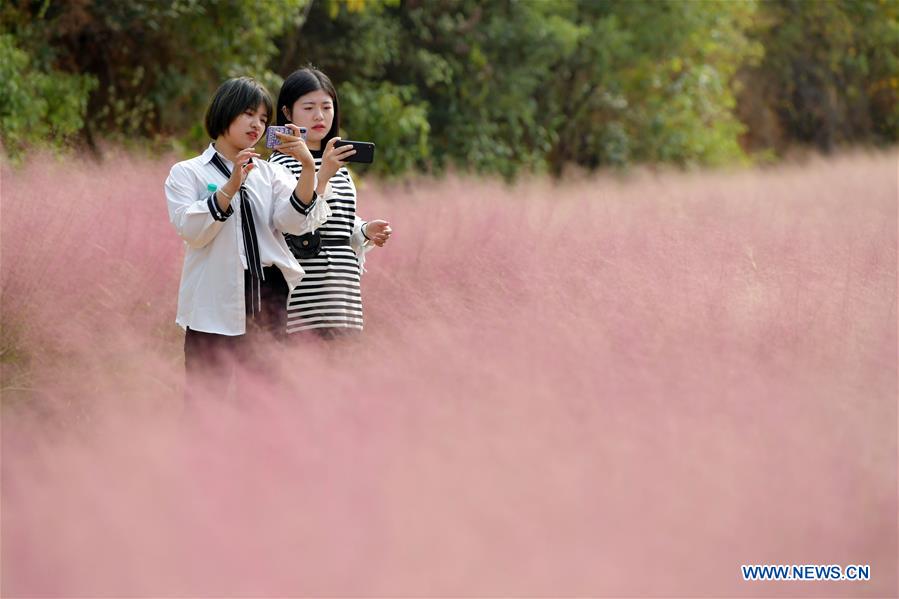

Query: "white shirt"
<box><xmin>165</xmin><ymin>143</ymin><xmax>332</xmax><ymax>335</ymax></box>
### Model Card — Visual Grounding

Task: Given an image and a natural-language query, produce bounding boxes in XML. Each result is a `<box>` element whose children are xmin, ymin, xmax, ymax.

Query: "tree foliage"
<box><xmin>737</xmin><ymin>0</ymin><xmax>899</xmax><ymax>153</ymax></box>
<box><xmin>1</xmin><ymin>0</ymin><xmax>308</xmax><ymax>153</ymax></box>
<box><xmin>282</xmin><ymin>0</ymin><xmax>761</xmax><ymax>176</ymax></box>
<box><xmin>0</xmin><ymin>6</ymin><xmax>96</xmax><ymax>153</ymax></box>
<box><xmin>1</xmin><ymin>0</ymin><xmax>896</xmax><ymax>177</ymax></box>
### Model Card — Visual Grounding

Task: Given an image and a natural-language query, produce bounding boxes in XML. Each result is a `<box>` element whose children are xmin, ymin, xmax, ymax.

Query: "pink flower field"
<box><xmin>1</xmin><ymin>150</ymin><xmax>896</xmax><ymax>597</ymax></box>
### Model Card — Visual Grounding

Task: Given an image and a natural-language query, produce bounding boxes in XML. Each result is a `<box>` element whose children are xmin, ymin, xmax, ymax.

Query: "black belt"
<box><xmin>321</xmin><ymin>237</ymin><xmax>351</xmax><ymax>247</ymax></box>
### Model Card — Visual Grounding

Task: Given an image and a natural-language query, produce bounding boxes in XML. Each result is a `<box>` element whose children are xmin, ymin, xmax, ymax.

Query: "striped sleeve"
<box><xmin>270</xmin><ymin>152</ymin><xmax>303</xmax><ymax>178</ymax></box>
<box><xmin>165</xmin><ymin>162</ymin><xmax>230</xmax><ymax>249</ymax></box>
<box><xmin>291</xmin><ymin>191</ymin><xmax>317</xmax><ymax>215</ymax></box>
<box><xmin>207</xmin><ymin>193</ymin><xmax>233</xmax><ymax>221</ymax></box>
<box><xmin>271</xmin><ymin>152</ymin><xmax>315</xmax><ymax>213</ymax></box>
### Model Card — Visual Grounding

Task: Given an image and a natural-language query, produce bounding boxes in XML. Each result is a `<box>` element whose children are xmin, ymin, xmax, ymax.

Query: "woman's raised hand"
<box><xmin>225</xmin><ymin>147</ymin><xmax>260</xmax><ymax>192</ymax></box>
<box><xmin>319</xmin><ymin>137</ymin><xmax>356</xmax><ymax>182</ymax></box>
<box><xmin>275</xmin><ymin>124</ymin><xmax>314</xmax><ymax>167</ymax></box>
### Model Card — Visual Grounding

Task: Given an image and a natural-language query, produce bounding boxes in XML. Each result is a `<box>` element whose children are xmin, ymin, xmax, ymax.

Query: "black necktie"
<box><xmin>209</xmin><ymin>153</ymin><xmax>264</xmax><ymax>317</ymax></box>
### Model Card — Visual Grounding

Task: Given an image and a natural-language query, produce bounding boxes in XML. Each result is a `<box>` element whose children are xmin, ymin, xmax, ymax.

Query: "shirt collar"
<box><xmin>201</xmin><ymin>143</ymin><xmax>233</xmax><ymax>167</ymax></box>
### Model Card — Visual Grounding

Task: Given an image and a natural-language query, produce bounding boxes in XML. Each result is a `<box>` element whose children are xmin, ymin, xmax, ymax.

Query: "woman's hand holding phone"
<box><xmin>318</xmin><ymin>137</ymin><xmax>356</xmax><ymax>188</ymax></box>
<box><xmin>274</xmin><ymin>124</ymin><xmax>314</xmax><ymax>168</ymax></box>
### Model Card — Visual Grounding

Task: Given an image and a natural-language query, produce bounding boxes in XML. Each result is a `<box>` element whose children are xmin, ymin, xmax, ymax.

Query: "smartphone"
<box><xmin>266</xmin><ymin>125</ymin><xmax>306</xmax><ymax>148</ymax></box>
<box><xmin>334</xmin><ymin>140</ymin><xmax>375</xmax><ymax>164</ymax></box>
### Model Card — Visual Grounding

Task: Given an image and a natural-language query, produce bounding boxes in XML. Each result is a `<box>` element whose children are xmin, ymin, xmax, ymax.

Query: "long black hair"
<box><xmin>276</xmin><ymin>67</ymin><xmax>340</xmax><ymax>146</ymax></box>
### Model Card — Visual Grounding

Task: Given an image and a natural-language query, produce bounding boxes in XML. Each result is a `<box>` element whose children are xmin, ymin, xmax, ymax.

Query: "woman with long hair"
<box><xmin>270</xmin><ymin>67</ymin><xmax>391</xmax><ymax>338</ymax></box>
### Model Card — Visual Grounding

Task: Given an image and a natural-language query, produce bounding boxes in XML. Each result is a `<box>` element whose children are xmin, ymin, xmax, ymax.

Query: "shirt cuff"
<box><xmin>207</xmin><ymin>193</ymin><xmax>233</xmax><ymax>222</ymax></box>
<box><xmin>291</xmin><ymin>190</ymin><xmax>317</xmax><ymax>215</ymax></box>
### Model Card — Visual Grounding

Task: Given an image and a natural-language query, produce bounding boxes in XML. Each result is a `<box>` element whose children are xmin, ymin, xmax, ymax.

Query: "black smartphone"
<box><xmin>334</xmin><ymin>140</ymin><xmax>375</xmax><ymax>164</ymax></box>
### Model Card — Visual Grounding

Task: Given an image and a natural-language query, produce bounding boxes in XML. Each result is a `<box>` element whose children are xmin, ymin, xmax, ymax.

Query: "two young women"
<box><xmin>164</xmin><ymin>71</ymin><xmax>389</xmax><ymax>388</ymax></box>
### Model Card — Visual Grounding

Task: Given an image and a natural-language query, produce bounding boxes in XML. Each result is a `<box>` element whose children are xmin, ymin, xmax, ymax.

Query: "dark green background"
<box><xmin>2</xmin><ymin>0</ymin><xmax>896</xmax><ymax>178</ymax></box>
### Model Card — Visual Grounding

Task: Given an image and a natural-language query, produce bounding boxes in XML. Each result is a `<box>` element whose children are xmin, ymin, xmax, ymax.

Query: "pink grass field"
<box><xmin>0</xmin><ymin>150</ymin><xmax>896</xmax><ymax>597</ymax></box>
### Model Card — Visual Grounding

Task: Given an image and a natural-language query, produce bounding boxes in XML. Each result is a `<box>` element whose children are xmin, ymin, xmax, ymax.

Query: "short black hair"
<box><xmin>276</xmin><ymin>67</ymin><xmax>340</xmax><ymax>145</ymax></box>
<box><xmin>204</xmin><ymin>77</ymin><xmax>274</xmax><ymax>140</ymax></box>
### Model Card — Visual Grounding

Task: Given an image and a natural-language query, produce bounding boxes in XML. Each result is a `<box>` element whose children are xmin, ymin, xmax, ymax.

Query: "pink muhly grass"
<box><xmin>0</xmin><ymin>149</ymin><xmax>895</xmax><ymax>597</ymax></box>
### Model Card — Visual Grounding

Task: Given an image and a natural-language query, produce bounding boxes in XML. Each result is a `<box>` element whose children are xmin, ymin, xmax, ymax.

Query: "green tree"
<box><xmin>284</xmin><ymin>0</ymin><xmax>760</xmax><ymax>176</ymax></box>
<box><xmin>538</xmin><ymin>0</ymin><xmax>762</xmax><ymax>171</ymax></box>
<box><xmin>1</xmin><ymin>0</ymin><xmax>309</xmax><ymax>155</ymax></box>
<box><xmin>0</xmin><ymin>8</ymin><xmax>96</xmax><ymax>157</ymax></box>
<box><xmin>284</xmin><ymin>0</ymin><xmax>599</xmax><ymax>177</ymax></box>
<box><xmin>4</xmin><ymin>0</ymin><xmax>894</xmax><ymax>176</ymax></box>
<box><xmin>738</xmin><ymin>0</ymin><xmax>899</xmax><ymax>153</ymax></box>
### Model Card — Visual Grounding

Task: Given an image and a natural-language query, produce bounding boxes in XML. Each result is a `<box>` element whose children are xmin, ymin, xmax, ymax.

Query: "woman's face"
<box><xmin>223</xmin><ymin>102</ymin><xmax>268</xmax><ymax>149</ymax></box>
<box><xmin>285</xmin><ymin>89</ymin><xmax>334</xmax><ymax>149</ymax></box>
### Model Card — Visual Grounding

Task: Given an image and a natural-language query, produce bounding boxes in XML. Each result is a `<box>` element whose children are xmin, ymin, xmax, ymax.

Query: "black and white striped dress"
<box><xmin>270</xmin><ymin>149</ymin><xmax>367</xmax><ymax>334</ymax></box>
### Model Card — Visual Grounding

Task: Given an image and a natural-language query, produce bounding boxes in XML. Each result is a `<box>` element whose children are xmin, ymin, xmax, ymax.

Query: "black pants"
<box><xmin>183</xmin><ymin>267</ymin><xmax>288</xmax><ymax>402</ymax></box>
<box><xmin>244</xmin><ymin>266</ymin><xmax>289</xmax><ymax>339</ymax></box>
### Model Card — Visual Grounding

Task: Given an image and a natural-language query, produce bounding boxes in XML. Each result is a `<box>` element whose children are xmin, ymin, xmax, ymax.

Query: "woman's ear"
<box><xmin>281</xmin><ymin>106</ymin><xmax>291</xmax><ymax>122</ymax></box>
